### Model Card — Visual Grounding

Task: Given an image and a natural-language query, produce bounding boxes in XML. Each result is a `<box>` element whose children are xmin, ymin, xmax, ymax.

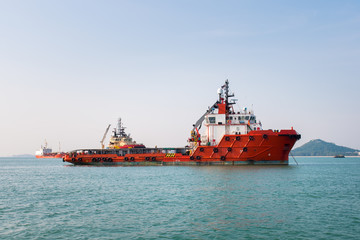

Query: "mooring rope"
<box><xmin>290</xmin><ymin>152</ymin><xmax>298</xmax><ymax>165</ymax></box>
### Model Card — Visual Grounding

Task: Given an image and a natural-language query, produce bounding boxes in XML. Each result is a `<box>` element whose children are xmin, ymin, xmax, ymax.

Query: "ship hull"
<box><xmin>66</xmin><ymin>160</ymin><xmax>288</xmax><ymax>166</ymax></box>
<box><xmin>63</xmin><ymin>130</ymin><xmax>300</xmax><ymax>166</ymax></box>
<box><xmin>36</xmin><ymin>153</ymin><xmax>66</xmax><ymax>159</ymax></box>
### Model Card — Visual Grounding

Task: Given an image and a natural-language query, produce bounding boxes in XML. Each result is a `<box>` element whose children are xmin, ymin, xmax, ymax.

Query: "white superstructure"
<box><xmin>190</xmin><ymin>80</ymin><xmax>262</xmax><ymax>147</ymax></box>
<box><xmin>35</xmin><ymin>140</ymin><xmax>52</xmax><ymax>156</ymax></box>
<box><xmin>203</xmin><ymin>109</ymin><xmax>262</xmax><ymax>146</ymax></box>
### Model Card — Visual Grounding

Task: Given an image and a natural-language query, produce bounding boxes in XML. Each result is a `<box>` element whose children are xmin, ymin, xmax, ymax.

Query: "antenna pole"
<box><xmin>225</xmin><ymin>79</ymin><xmax>229</xmax><ymax>107</ymax></box>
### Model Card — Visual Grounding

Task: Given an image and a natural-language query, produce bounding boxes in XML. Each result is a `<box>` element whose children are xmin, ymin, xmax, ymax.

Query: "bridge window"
<box><xmin>209</xmin><ymin>117</ymin><xmax>216</xmax><ymax>123</ymax></box>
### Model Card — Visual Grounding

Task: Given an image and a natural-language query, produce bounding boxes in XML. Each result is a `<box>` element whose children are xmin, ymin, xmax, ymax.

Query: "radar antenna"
<box><xmin>223</xmin><ymin>79</ymin><xmax>235</xmax><ymax>112</ymax></box>
<box><xmin>117</xmin><ymin>118</ymin><xmax>127</xmax><ymax>137</ymax></box>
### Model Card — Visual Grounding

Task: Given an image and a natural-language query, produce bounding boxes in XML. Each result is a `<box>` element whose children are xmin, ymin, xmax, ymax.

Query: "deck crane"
<box><xmin>190</xmin><ymin>80</ymin><xmax>236</xmax><ymax>142</ymax></box>
<box><xmin>191</xmin><ymin>80</ymin><xmax>234</xmax><ymax>133</ymax></box>
<box><xmin>100</xmin><ymin>124</ymin><xmax>111</xmax><ymax>149</ymax></box>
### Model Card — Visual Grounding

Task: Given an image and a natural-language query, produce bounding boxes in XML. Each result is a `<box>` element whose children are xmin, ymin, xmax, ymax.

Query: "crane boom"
<box><xmin>100</xmin><ymin>124</ymin><xmax>111</xmax><ymax>149</ymax></box>
<box><xmin>192</xmin><ymin>80</ymin><xmax>234</xmax><ymax>132</ymax></box>
<box><xmin>192</xmin><ymin>101</ymin><xmax>218</xmax><ymax>131</ymax></box>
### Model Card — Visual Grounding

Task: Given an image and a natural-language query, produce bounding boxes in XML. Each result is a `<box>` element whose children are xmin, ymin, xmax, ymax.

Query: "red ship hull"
<box><xmin>36</xmin><ymin>153</ymin><xmax>66</xmax><ymax>159</ymax></box>
<box><xmin>63</xmin><ymin>129</ymin><xmax>300</xmax><ymax>165</ymax></box>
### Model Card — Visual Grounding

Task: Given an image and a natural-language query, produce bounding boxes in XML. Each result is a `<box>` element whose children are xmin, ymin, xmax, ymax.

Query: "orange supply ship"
<box><xmin>63</xmin><ymin>80</ymin><xmax>300</xmax><ymax>165</ymax></box>
<box><xmin>35</xmin><ymin>140</ymin><xmax>66</xmax><ymax>159</ymax></box>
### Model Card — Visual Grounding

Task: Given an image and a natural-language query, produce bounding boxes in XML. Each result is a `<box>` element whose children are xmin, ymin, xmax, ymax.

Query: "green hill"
<box><xmin>291</xmin><ymin>139</ymin><xmax>359</xmax><ymax>156</ymax></box>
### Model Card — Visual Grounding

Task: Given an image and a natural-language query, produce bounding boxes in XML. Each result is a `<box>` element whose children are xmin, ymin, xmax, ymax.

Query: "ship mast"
<box><xmin>114</xmin><ymin>118</ymin><xmax>127</xmax><ymax>137</ymax></box>
<box><xmin>192</xmin><ymin>80</ymin><xmax>235</xmax><ymax>132</ymax></box>
<box><xmin>223</xmin><ymin>79</ymin><xmax>234</xmax><ymax>114</ymax></box>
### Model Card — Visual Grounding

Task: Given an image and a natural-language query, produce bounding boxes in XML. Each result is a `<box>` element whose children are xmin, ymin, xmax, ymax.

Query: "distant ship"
<box><xmin>35</xmin><ymin>140</ymin><xmax>65</xmax><ymax>159</ymax></box>
<box><xmin>108</xmin><ymin>118</ymin><xmax>145</xmax><ymax>149</ymax></box>
<box><xmin>63</xmin><ymin>80</ymin><xmax>301</xmax><ymax>165</ymax></box>
<box><xmin>334</xmin><ymin>155</ymin><xmax>345</xmax><ymax>158</ymax></box>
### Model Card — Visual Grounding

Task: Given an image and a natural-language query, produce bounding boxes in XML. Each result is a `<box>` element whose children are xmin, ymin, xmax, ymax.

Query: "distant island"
<box><xmin>11</xmin><ymin>154</ymin><xmax>35</xmax><ymax>158</ymax></box>
<box><xmin>291</xmin><ymin>139</ymin><xmax>360</xmax><ymax>156</ymax></box>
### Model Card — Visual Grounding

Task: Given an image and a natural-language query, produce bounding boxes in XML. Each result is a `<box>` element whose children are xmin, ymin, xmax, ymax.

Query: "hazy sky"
<box><xmin>1</xmin><ymin>0</ymin><xmax>359</xmax><ymax>156</ymax></box>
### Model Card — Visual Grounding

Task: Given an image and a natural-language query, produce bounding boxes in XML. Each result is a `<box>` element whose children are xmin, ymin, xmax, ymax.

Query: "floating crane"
<box><xmin>100</xmin><ymin>124</ymin><xmax>111</xmax><ymax>149</ymax></box>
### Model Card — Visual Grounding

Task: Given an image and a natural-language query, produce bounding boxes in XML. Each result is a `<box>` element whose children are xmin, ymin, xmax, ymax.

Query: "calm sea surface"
<box><xmin>0</xmin><ymin>157</ymin><xmax>359</xmax><ymax>240</ymax></box>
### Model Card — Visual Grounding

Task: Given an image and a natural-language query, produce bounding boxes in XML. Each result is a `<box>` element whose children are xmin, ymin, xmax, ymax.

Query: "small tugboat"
<box><xmin>63</xmin><ymin>80</ymin><xmax>301</xmax><ymax>165</ymax></box>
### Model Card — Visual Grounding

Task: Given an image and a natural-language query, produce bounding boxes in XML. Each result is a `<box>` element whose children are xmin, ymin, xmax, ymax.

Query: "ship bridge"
<box><xmin>190</xmin><ymin>80</ymin><xmax>262</xmax><ymax>147</ymax></box>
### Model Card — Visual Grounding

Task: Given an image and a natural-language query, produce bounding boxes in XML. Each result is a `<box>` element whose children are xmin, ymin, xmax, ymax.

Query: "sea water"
<box><xmin>0</xmin><ymin>157</ymin><xmax>359</xmax><ymax>239</ymax></box>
